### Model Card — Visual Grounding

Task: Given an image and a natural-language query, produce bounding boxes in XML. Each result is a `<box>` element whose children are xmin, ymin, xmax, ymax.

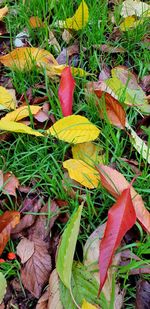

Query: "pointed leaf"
<box><xmin>0</xmin><ymin>120</ymin><xmax>43</xmax><ymax>136</ymax></box>
<box><xmin>63</xmin><ymin>159</ymin><xmax>100</xmax><ymax>189</ymax></box>
<box><xmin>0</xmin><ymin>86</ymin><xmax>16</xmax><ymax>110</ymax></box>
<box><xmin>97</xmin><ymin>165</ymin><xmax>150</xmax><ymax>233</ymax></box>
<box><xmin>47</xmin><ymin>115</ymin><xmax>100</xmax><ymax>144</ymax></box>
<box><xmin>0</xmin><ymin>272</ymin><xmax>7</xmax><ymax>304</ymax></box>
<box><xmin>58</xmin><ymin>67</ymin><xmax>75</xmax><ymax>117</ymax></box>
<box><xmin>1</xmin><ymin>105</ymin><xmax>41</xmax><ymax>122</ymax></box>
<box><xmin>99</xmin><ymin>187</ymin><xmax>136</xmax><ymax>292</ymax></box>
<box><xmin>56</xmin><ymin>205</ymin><xmax>83</xmax><ymax>289</ymax></box>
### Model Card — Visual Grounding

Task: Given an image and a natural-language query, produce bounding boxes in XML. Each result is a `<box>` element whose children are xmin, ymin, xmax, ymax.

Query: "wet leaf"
<box><xmin>0</xmin><ymin>272</ymin><xmax>7</xmax><ymax>304</ymax></box>
<box><xmin>48</xmin><ymin>115</ymin><xmax>100</xmax><ymax>144</ymax></box>
<box><xmin>97</xmin><ymin>165</ymin><xmax>150</xmax><ymax>233</ymax></box>
<box><xmin>0</xmin><ymin>6</ymin><xmax>8</xmax><ymax>21</ymax></box>
<box><xmin>0</xmin><ymin>86</ymin><xmax>16</xmax><ymax>110</ymax></box>
<box><xmin>72</xmin><ymin>142</ymin><xmax>104</xmax><ymax>166</ymax></box>
<box><xmin>1</xmin><ymin>105</ymin><xmax>41</xmax><ymax>122</ymax></box>
<box><xmin>58</xmin><ymin>67</ymin><xmax>75</xmax><ymax>116</ymax></box>
<box><xmin>99</xmin><ymin>187</ymin><xmax>136</xmax><ymax>292</ymax></box>
<box><xmin>82</xmin><ymin>299</ymin><xmax>98</xmax><ymax>309</ymax></box>
<box><xmin>16</xmin><ymin>238</ymin><xmax>34</xmax><ymax>264</ymax></box>
<box><xmin>56</xmin><ymin>205</ymin><xmax>83</xmax><ymax>289</ymax></box>
<box><xmin>63</xmin><ymin>159</ymin><xmax>100</xmax><ymax>189</ymax></box>
<box><xmin>0</xmin><ymin>120</ymin><xmax>43</xmax><ymax>136</ymax></box>
<box><xmin>0</xmin><ymin>211</ymin><xmax>20</xmax><ymax>255</ymax></box>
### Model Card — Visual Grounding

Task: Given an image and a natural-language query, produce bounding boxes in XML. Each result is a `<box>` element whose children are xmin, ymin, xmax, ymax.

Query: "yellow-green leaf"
<box><xmin>0</xmin><ymin>120</ymin><xmax>43</xmax><ymax>136</ymax></box>
<box><xmin>72</xmin><ymin>142</ymin><xmax>104</xmax><ymax>166</ymax></box>
<box><xmin>82</xmin><ymin>299</ymin><xmax>97</xmax><ymax>309</ymax></box>
<box><xmin>56</xmin><ymin>205</ymin><xmax>83</xmax><ymax>289</ymax></box>
<box><xmin>0</xmin><ymin>6</ymin><xmax>8</xmax><ymax>21</ymax></box>
<box><xmin>0</xmin><ymin>86</ymin><xmax>16</xmax><ymax>110</ymax></box>
<box><xmin>45</xmin><ymin>64</ymin><xmax>89</xmax><ymax>77</ymax></box>
<box><xmin>120</xmin><ymin>16</ymin><xmax>136</xmax><ymax>31</ymax></box>
<box><xmin>48</xmin><ymin>115</ymin><xmax>100</xmax><ymax>144</ymax></box>
<box><xmin>1</xmin><ymin>105</ymin><xmax>41</xmax><ymax>122</ymax></box>
<box><xmin>63</xmin><ymin>159</ymin><xmax>100</xmax><ymax>189</ymax></box>
<box><xmin>0</xmin><ymin>272</ymin><xmax>7</xmax><ymax>304</ymax></box>
<box><xmin>59</xmin><ymin>0</ymin><xmax>89</xmax><ymax>30</ymax></box>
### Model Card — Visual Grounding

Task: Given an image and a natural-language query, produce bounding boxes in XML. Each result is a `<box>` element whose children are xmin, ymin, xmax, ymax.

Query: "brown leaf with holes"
<box><xmin>0</xmin><ymin>211</ymin><xmax>20</xmax><ymax>255</ymax></box>
<box><xmin>21</xmin><ymin>237</ymin><xmax>51</xmax><ymax>298</ymax></box>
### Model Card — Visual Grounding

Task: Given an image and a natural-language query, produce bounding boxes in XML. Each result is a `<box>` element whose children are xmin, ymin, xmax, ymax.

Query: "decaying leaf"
<box><xmin>121</xmin><ymin>0</ymin><xmax>150</xmax><ymax>18</ymax></box>
<box><xmin>2</xmin><ymin>172</ymin><xmax>19</xmax><ymax>196</ymax></box>
<box><xmin>58</xmin><ymin>67</ymin><xmax>75</xmax><ymax>116</ymax></box>
<box><xmin>1</xmin><ymin>105</ymin><xmax>41</xmax><ymax>122</ymax></box>
<box><xmin>72</xmin><ymin>142</ymin><xmax>104</xmax><ymax>166</ymax></box>
<box><xmin>56</xmin><ymin>205</ymin><xmax>83</xmax><ymax>289</ymax></box>
<box><xmin>21</xmin><ymin>237</ymin><xmax>51</xmax><ymax>298</ymax></box>
<box><xmin>36</xmin><ymin>289</ymin><xmax>49</xmax><ymax>309</ymax></box>
<box><xmin>0</xmin><ymin>211</ymin><xmax>20</xmax><ymax>255</ymax></box>
<box><xmin>0</xmin><ymin>120</ymin><xmax>43</xmax><ymax>136</ymax></box>
<box><xmin>48</xmin><ymin>115</ymin><xmax>100</xmax><ymax>144</ymax></box>
<box><xmin>48</xmin><ymin>269</ymin><xmax>63</xmax><ymax>309</ymax></box>
<box><xmin>63</xmin><ymin>159</ymin><xmax>100</xmax><ymax>189</ymax></box>
<box><xmin>97</xmin><ymin>165</ymin><xmax>150</xmax><ymax>233</ymax></box>
<box><xmin>135</xmin><ymin>280</ymin><xmax>150</xmax><ymax>309</ymax></box>
<box><xmin>82</xmin><ymin>299</ymin><xmax>98</xmax><ymax>309</ymax></box>
<box><xmin>0</xmin><ymin>272</ymin><xmax>7</xmax><ymax>304</ymax></box>
<box><xmin>0</xmin><ymin>86</ymin><xmax>16</xmax><ymax>110</ymax></box>
<box><xmin>16</xmin><ymin>238</ymin><xmax>34</xmax><ymax>264</ymax></box>
<box><xmin>0</xmin><ymin>6</ymin><xmax>8</xmax><ymax>21</ymax></box>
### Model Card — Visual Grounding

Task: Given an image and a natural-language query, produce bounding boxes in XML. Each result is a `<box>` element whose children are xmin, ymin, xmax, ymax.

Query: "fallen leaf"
<box><xmin>48</xmin><ymin>269</ymin><xmax>63</xmax><ymax>309</ymax></box>
<box><xmin>82</xmin><ymin>299</ymin><xmax>98</xmax><ymax>309</ymax></box>
<box><xmin>72</xmin><ymin>142</ymin><xmax>104</xmax><ymax>166</ymax></box>
<box><xmin>58</xmin><ymin>67</ymin><xmax>75</xmax><ymax>117</ymax></box>
<box><xmin>21</xmin><ymin>237</ymin><xmax>51</xmax><ymax>298</ymax></box>
<box><xmin>29</xmin><ymin>16</ymin><xmax>43</xmax><ymax>28</ymax></box>
<box><xmin>1</xmin><ymin>105</ymin><xmax>41</xmax><ymax>122</ymax></box>
<box><xmin>49</xmin><ymin>30</ymin><xmax>61</xmax><ymax>53</ymax></box>
<box><xmin>58</xmin><ymin>0</ymin><xmax>89</xmax><ymax>30</ymax></box>
<box><xmin>0</xmin><ymin>120</ymin><xmax>43</xmax><ymax>136</ymax></box>
<box><xmin>56</xmin><ymin>44</ymin><xmax>79</xmax><ymax>65</ymax></box>
<box><xmin>36</xmin><ymin>289</ymin><xmax>49</xmax><ymax>309</ymax></box>
<box><xmin>140</xmin><ymin>75</ymin><xmax>150</xmax><ymax>93</ymax></box>
<box><xmin>56</xmin><ymin>205</ymin><xmax>83</xmax><ymax>289</ymax></box>
<box><xmin>135</xmin><ymin>280</ymin><xmax>150</xmax><ymax>309</ymax></box>
<box><xmin>0</xmin><ymin>272</ymin><xmax>7</xmax><ymax>304</ymax></box>
<box><xmin>16</xmin><ymin>238</ymin><xmax>34</xmax><ymax>264</ymax></box>
<box><xmin>120</xmin><ymin>16</ymin><xmax>136</xmax><ymax>31</ymax></box>
<box><xmin>62</xmin><ymin>29</ymin><xmax>73</xmax><ymax>43</ymax></box>
<box><xmin>63</xmin><ymin>159</ymin><xmax>100</xmax><ymax>189</ymax></box>
<box><xmin>97</xmin><ymin>165</ymin><xmax>150</xmax><ymax>233</ymax></box>
<box><xmin>0</xmin><ymin>6</ymin><xmax>8</xmax><ymax>21</ymax></box>
<box><xmin>48</xmin><ymin>115</ymin><xmax>100</xmax><ymax>144</ymax></box>
<box><xmin>0</xmin><ymin>86</ymin><xmax>16</xmax><ymax>110</ymax></box>
<box><xmin>3</xmin><ymin>172</ymin><xmax>19</xmax><ymax>196</ymax></box>
<box><xmin>0</xmin><ymin>211</ymin><xmax>20</xmax><ymax>255</ymax></box>
<box><xmin>99</xmin><ymin>187</ymin><xmax>136</xmax><ymax>292</ymax></box>
<box><xmin>121</xmin><ymin>0</ymin><xmax>150</xmax><ymax>18</ymax></box>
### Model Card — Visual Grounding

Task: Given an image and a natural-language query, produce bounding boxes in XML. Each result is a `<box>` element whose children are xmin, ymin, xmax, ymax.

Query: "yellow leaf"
<box><xmin>29</xmin><ymin>16</ymin><xmax>43</xmax><ymax>28</ymax></box>
<box><xmin>48</xmin><ymin>115</ymin><xmax>100</xmax><ymax>144</ymax></box>
<box><xmin>1</xmin><ymin>105</ymin><xmax>41</xmax><ymax>122</ymax></box>
<box><xmin>82</xmin><ymin>299</ymin><xmax>98</xmax><ymax>309</ymax></box>
<box><xmin>45</xmin><ymin>64</ymin><xmax>89</xmax><ymax>77</ymax></box>
<box><xmin>0</xmin><ymin>47</ymin><xmax>58</xmax><ymax>70</ymax></box>
<box><xmin>72</xmin><ymin>142</ymin><xmax>104</xmax><ymax>166</ymax></box>
<box><xmin>63</xmin><ymin>159</ymin><xmax>100</xmax><ymax>189</ymax></box>
<box><xmin>0</xmin><ymin>86</ymin><xmax>16</xmax><ymax>110</ymax></box>
<box><xmin>60</xmin><ymin>0</ymin><xmax>89</xmax><ymax>30</ymax></box>
<box><xmin>0</xmin><ymin>120</ymin><xmax>43</xmax><ymax>136</ymax></box>
<box><xmin>120</xmin><ymin>16</ymin><xmax>136</xmax><ymax>31</ymax></box>
<box><xmin>0</xmin><ymin>6</ymin><xmax>8</xmax><ymax>21</ymax></box>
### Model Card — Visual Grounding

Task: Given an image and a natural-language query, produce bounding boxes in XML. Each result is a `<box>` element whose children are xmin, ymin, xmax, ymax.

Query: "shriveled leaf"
<box><xmin>0</xmin><ymin>47</ymin><xmax>57</xmax><ymax>71</ymax></box>
<box><xmin>82</xmin><ymin>299</ymin><xmax>98</xmax><ymax>309</ymax></box>
<box><xmin>0</xmin><ymin>272</ymin><xmax>7</xmax><ymax>304</ymax></box>
<box><xmin>99</xmin><ymin>187</ymin><xmax>136</xmax><ymax>291</ymax></box>
<box><xmin>17</xmin><ymin>238</ymin><xmax>34</xmax><ymax>264</ymax></box>
<box><xmin>0</xmin><ymin>86</ymin><xmax>16</xmax><ymax>110</ymax></box>
<box><xmin>0</xmin><ymin>120</ymin><xmax>43</xmax><ymax>136</ymax></box>
<box><xmin>58</xmin><ymin>67</ymin><xmax>75</xmax><ymax>117</ymax></box>
<box><xmin>120</xmin><ymin>16</ymin><xmax>136</xmax><ymax>31</ymax></box>
<box><xmin>59</xmin><ymin>0</ymin><xmax>89</xmax><ymax>30</ymax></box>
<box><xmin>63</xmin><ymin>159</ymin><xmax>100</xmax><ymax>189</ymax></box>
<box><xmin>0</xmin><ymin>211</ymin><xmax>20</xmax><ymax>255</ymax></box>
<box><xmin>48</xmin><ymin>269</ymin><xmax>63</xmax><ymax>309</ymax></box>
<box><xmin>21</xmin><ymin>238</ymin><xmax>51</xmax><ymax>298</ymax></box>
<box><xmin>1</xmin><ymin>105</ymin><xmax>41</xmax><ymax>122</ymax></box>
<box><xmin>3</xmin><ymin>172</ymin><xmax>19</xmax><ymax>196</ymax></box>
<box><xmin>29</xmin><ymin>16</ymin><xmax>43</xmax><ymax>28</ymax></box>
<box><xmin>121</xmin><ymin>0</ymin><xmax>150</xmax><ymax>17</ymax></box>
<box><xmin>97</xmin><ymin>165</ymin><xmax>150</xmax><ymax>233</ymax></box>
<box><xmin>72</xmin><ymin>142</ymin><xmax>104</xmax><ymax>166</ymax></box>
<box><xmin>48</xmin><ymin>115</ymin><xmax>100</xmax><ymax>144</ymax></box>
<box><xmin>126</xmin><ymin>122</ymin><xmax>150</xmax><ymax>164</ymax></box>
<box><xmin>56</xmin><ymin>205</ymin><xmax>83</xmax><ymax>289</ymax></box>
<box><xmin>0</xmin><ymin>6</ymin><xmax>8</xmax><ymax>21</ymax></box>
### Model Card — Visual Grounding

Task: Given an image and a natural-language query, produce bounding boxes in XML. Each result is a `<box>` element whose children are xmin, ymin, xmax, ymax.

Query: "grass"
<box><xmin>0</xmin><ymin>0</ymin><xmax>150</xmax><ymax>308</ymax></box>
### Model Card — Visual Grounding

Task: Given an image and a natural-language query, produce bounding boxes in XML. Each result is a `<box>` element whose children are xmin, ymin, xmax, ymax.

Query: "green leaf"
<box><xmin>0</xmin><ymin>272</ymin><xmax>7</xmax><ymax>304</ymax></box>
<box><xmin>60</xmin><ymin>263</ymin><xmax>108</xmax><ymax>309</ymax></box>
<box><xmin>56</xmin><ymin>205</ymin><xmax>83</xmax><ymax>289</ymax></box>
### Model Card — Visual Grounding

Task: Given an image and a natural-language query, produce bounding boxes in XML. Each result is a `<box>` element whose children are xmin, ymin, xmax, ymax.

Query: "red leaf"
<box><xmin>0</xmin><ymin>211</ymin><xmax>20</xmax><ymax>255</ymax></box>
<box><xmin>99</xmin><ymin>187</ymin><xmax>136</xmax><ymax>292</ymax></box>
<box><xmin>97</xmin><ymin>165</ymin><xmax>150</xmax><ymax>233</ymax></box>
<box><xmin>58</xmin><ymin>67</ymin><xmax>75</xmax><ymax>117</ymax></box>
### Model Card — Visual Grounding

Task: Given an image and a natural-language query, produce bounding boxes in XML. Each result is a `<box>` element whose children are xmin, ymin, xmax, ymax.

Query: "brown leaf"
<box><xmin>136</xmin><ymin>280</ymin><xmax>150</xmax><ymax>309</ymax></box>
<box><xmin>48</xmin><ymin>269</ymin><xmax>63</xmax><ymax>309</ymax></box>
<box><xmin>140</xmin><ymin>75</ymin><xmax>150</xmax><ymax>93</ymax></box>
<box><xmin>0</xmin><ymin>211</ymin><xmax>20</xmax><ymax>255</ymax></box>
<box><xmin>56</xmin><ymin>44</ymin><xmax>79</xmax><ymax>65</ymax></box>
<box><xmin>97</xmin><ymin>165</ymin><xmax>150</xmax><ymax>233</ymax></box>
<box><xmin>16</xmin><ymin>238</ymin><xmax>34</xmax><ymax>264</ymax></box>
<box><xmin>36</xmin><ymin>289</ymin><xmax>49</xmax><ymax>309</ymax></box>
<box><xmin>2</xmin><ymin>172</ymin><xmax>19</xmax><ymax>196</ymax></box>
<box><xmin>34</xmin><ymin>110</ymin><xmax>49</xmax><ymax>122</ymax></box>
<box><xmin>21</xmin><ymin>237</ymin><xmax>51</xmax><ymax>298</ymax></box>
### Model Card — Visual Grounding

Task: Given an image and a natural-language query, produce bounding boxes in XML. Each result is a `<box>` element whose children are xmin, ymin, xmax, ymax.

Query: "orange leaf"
<box><xmin>29</xmin><ymin>16</ymin><xmax>43</xmax><ymax>28</ymax></box>
<box><xmin>0</xmin><ymin>211</ymin><xmax>20</xmax><ymax>255</ymax></box>
<box><xmin>97</xmin><ymin>165</ymin><xmax>150</xmax><ymax>233</ymax></box>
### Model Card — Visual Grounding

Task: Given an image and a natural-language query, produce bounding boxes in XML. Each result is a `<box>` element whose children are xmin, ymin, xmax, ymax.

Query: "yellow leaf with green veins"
<box><xmin>0</xmin><ymin>86</ymin><xmax>16</xmax><ymax>110</ymax></box>
<box><xmin>1</xmin><ymin>105</ymin><xmax>41</xmax><ymax>122</ymax></box>
<box><xmin>0</xmin><ymin>120</ymin><xmax>43</xmax><ymax>136</ymax></box>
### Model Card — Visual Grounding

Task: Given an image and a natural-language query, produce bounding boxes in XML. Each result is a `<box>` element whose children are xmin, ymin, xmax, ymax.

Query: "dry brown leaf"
<box><xmin>16</xmin><ymin>238</ymin><xmax>34</xmax><ymax>264</ymax></box>
<box><xmin>48</xmin><ymin>269</ymin><xmax>63</xmax><ymax>309</ymax></box>
<box><xmin>36</xmin><ymin>289</ymin><xmax>49</xmax><ymax>309</ymax></box>
<box><xmin>62</xmin><ymin>29</ymin><xmax>73</xmax><ymax>43</ymax></box>
<box><xmin>21</xmin><ymin>237</ymin><xmax>51</xmax><ymax>298</ymax></box>
<box><xmin>2</xmin><ymin>172</ymin><xmax>19</xmax><ymax>196</ymax></box>
<box><xmin>0</xmin><ymin>211</ymin><xmax>20</xmax><ymax>255</ymax></box>
<box><xmin>49</xmin><ymin>31</ymin><xmax>61</xmax><ymax>53</ymax></box>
